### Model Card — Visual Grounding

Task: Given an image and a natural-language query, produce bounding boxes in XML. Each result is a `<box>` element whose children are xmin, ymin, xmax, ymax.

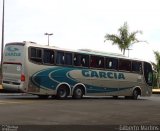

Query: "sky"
<box><xmin>0</xmin><ymin>0</ymin><xmax>160</xmax><ymax>63</ymax></box>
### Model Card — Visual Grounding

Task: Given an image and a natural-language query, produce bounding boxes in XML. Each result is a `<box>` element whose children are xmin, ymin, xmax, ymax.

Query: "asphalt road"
<box><xmin>0</xmin><ymin>94</ymin><xmax>160</xmax><ymax>130</ymax></box>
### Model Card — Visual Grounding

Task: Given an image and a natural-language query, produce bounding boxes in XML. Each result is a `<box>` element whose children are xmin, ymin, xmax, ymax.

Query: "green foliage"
<box><xmin>104</xmin><ymin>22</ymin><xmax>144</xmax><ymax>55</ymax></box>
<box><xmin>153</xmin><ymin>51</ymin><xmax>160</xmax><ymax>88</ymax></box>
<box><xmin>153</xmin><ymin>72</ymin><xmax>158</xmax><ymax>88</ymax></box>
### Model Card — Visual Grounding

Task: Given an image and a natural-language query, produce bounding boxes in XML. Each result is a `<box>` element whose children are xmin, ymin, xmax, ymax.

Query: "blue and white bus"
<box><xmin>2</xmin><ymin>41</ymin><xmax>153</xmax><ymax>99</ymax></box>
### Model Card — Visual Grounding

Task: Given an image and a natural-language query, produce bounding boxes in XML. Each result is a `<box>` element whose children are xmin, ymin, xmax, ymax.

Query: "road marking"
<box><xmin>0</xmin><ymin>101</ymin><xmax>21</xmax><ymax>104</ymax></box>
<box><xmin>0</xmin><ymin>100</ymin><xmax>26</xmax><ymax>104</ymax></box>
<box><xmin>0</xmin><ymin>100</ymin><xmax>35</xmax><ymax>105</ymax></box>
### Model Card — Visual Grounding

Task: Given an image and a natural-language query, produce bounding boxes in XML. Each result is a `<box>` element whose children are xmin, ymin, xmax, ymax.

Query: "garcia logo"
<box><xmin>5</xmin><ymin>46</ymin><xmax>21</xmax><ymax>56</ymax></box>
<box><xmin>82</xmin><ymin>70</ymin><xmax>125</xmax><ymax>80</ymax></box>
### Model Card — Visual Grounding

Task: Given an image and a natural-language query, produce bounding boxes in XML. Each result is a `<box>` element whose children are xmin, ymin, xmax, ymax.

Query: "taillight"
<box><xmin>21</xmin><ymin>74</ymin><xmax>25</xmax><ymax>81</ymax></box>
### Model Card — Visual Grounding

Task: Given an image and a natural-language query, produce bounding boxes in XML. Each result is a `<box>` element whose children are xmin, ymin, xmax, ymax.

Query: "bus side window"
<box><xmin>43</xmin><ymin>49</ymin><xmax>54</xmax><ymax>64</ymax></box>
<box><xmin>90</xmin><ymin>56</ymin><xmax>96</xmax><ymax>68</ymax></box>
<box><xmin>98</xmin><ymin>57</ymin><xmax>104</xmax><ymax>68</ymax></box>
<box><xmin>90</xmin><ymin>56</ymin><xmax>104</xmax><ymax>68</ymax></box>
<box><xmin>81</xmin><ymin>54</ymin><xmax>89</xmax><ymax>67</ymax></box>
<box><xmin>74</xmin><ymin>54</ymin><xmax>81</xmax><ymax>66</ymax></box>
<box><xmin>56</xmin><ymin>51</ymin><xmax>64</xmax><ymax>65</ymax></box>
<box><xmin>119</xmin><ymin>59</ymin><xmax>131</xmax><ymax>71</ymax></box>
<box><xmin>132</xmin><ymin>61</ymin><xmax>142</xmax><ymax>73</ymax></box>
<box><xmin>74</xmin><ymin>54</ymin><xmax>89</xmax><ymax>67</ymax></box>
<box><xmin>30</xmin><ymin>47</ymin><xmax>42</xmax><ymax>63</ymax></box>
<box><xmin>65</xmin><ymin>53</ymin><xmax>72</xmax><ymax>65</ymax></box>
<box><xmin>106</xmin><ymin>57</ymin><xmax>118</xmax><ymax>70</ymax></box>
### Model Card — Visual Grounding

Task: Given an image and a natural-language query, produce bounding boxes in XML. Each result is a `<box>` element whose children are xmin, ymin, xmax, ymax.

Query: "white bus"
<box><xmin>2</xmin><ymin>41</ymin><xmax>153</xmax><ymax>99</ymax></box>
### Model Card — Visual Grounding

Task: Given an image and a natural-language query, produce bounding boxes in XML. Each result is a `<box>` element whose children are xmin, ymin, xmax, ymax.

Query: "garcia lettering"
<box><xmin>5</xmin><ymin>52</ymin><xmax>21</xmax><ymax>56</ymax></box>
<box><xmin>82</xmin><ymin>70</ymin><xmax>125</xmax><ymax>80</ymax></box>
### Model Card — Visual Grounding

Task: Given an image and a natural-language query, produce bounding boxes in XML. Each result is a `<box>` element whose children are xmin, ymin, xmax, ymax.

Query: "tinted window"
<box><xmin>106</xmin><ymin>57</ymin><xmax>118</xmax><ymax>70</ymax></box>
<box><xmin>132</xmin><ymin>61</ymin><xmax>142</xmax><ymax>73</ymax></box>
<box><xmin>43</xmin><ymin>49</ymin><xmax>54</xmax><ymax>64</ymax></box>
<box><xmin>30</xmin><ymin>47</ymin><xmax>42</xmax><ymax>63</ymax></box>
<box><xmin>74</xmin><ymin>53</ymin><xmax>89</xmax><ymax>67</ymax></box>
<box><xmin>65</xmin><ymin>53</ymin><xmax>72</xmax><ymax>65</ymax></box>
<box><xmin>56</xmin><ymin>51</ymin><xmax>64</xmax><ymax>65</ymax></box>
<box><xmin>90</xmin><ymin>55</ymin><xmax>104</xmax><ymax>68</ymax></box>
<box><xmin>119</xmin><ymin>59</ymin><xmax>131</xmax><ymax>71</ymax></box>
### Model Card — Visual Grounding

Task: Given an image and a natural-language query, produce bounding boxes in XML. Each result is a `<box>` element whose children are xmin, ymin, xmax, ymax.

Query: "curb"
<box><xmin>152</xmin><ymin>89</ymin><xmax>160</xmax><ymax>94</ymax></box>
<box><xmin>0</xmin><ymin>93</ymin><xmax>28</xmax><ymax>96</ymax></box>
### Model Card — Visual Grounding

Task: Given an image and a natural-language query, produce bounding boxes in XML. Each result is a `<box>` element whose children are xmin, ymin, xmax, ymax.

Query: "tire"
<box><xmin>132</xmin><ymin>89</ymin><xmax>139</xmax><ymax>100</ymax></box>
<box><xmin>56</xmin><ymin>86</ymin><xmax>68</xmax><ymax>99</ymax></box>
<box><xmin>73</xmin><ymin>87</ymin><xmax>83</xmax><ymax>99</ymax></box>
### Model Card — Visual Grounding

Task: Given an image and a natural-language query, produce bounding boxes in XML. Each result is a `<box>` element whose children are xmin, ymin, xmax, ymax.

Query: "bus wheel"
<box><xmin>56</xmin><ymin>86</ymin><xmax>69</xmax><ymax>99</ymax></box>
<box><xmin>73</xmin><ymin>87</ymin><xmax>84</xmax><ymax>99</ymax></box>
<box><xmin>132</xmin><ymin>89</ymin><xmax>139</xmax><ymax>100</ymax></box>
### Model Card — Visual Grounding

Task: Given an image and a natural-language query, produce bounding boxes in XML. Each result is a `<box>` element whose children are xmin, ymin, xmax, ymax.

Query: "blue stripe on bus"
<box><xmin>31</xmin><ymin>67</ymin><xmax>132</xmax><ymax>93</ymax></box>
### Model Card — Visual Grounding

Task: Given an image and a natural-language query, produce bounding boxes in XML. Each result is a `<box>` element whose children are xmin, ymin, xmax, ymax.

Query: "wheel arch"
<box><xmin>132</xmin><ymin>86</ymin><xmax>142</xmax><ymax>96</ymax></box>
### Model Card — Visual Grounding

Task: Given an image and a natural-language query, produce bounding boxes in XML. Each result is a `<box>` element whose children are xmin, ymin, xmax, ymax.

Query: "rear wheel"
<box><xmin>56</xmin><ymin>86</ymin><xmax>69</xmax><ymax>99</ymax></box>
<box><xmin>73</xmin><ymin>87</ymin><xmax>84</xmax><ymax>99</ymax></box>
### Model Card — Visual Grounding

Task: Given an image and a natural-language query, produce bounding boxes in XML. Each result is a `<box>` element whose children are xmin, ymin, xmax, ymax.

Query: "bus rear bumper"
<box><xmin>2</xmin><ymin>83</ymin><xmax>25</xmax><ymax>93</ymax></box>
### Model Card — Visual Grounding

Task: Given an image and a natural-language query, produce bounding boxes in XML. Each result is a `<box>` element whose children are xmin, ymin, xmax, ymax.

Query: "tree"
<box><xmin>152</xmin><ymin>51</ymin><xmax>160</xmax><ymax>88</ymax></box>
<box><xmin>104</xmin><ymin>22</ymin><xmax>144</xmax><ymax>55</ymax></box>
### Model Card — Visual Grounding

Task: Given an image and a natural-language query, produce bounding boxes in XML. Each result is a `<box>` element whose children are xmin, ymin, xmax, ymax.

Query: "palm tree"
<box><xmin>152</xmin><ymin>51</ymin><xmax>160</xmax><ymax>88</ymax></box>
<box><xmin>104</xmin><ymin>22</ymin><xmax>144</xmax><ymax>55</ymax></box>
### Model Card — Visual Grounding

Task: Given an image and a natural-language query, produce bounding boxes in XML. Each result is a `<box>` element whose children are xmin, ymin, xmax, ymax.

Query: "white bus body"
<box><xmin>2</xmin><ymin>41</ymin><xmax>153</xmax><ymax>99</ymax></box>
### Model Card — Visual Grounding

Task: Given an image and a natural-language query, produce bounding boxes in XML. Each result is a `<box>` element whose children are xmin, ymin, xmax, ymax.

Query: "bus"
<box><xmin>2</xmin><ymin>41</ymin><xmax>153</xmax><ymax>99</ymax></box>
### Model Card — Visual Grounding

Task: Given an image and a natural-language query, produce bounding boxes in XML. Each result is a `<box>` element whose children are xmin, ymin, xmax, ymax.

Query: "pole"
<box><xmin>44</xmin><ymin>33</ymin><xmax>53</xmax><ymax>46</ymax></box>
<box><xmin>127</xmin><ymin>48</ymin><xmax>132</xmax><ymax>57</ymax></box>
<box><xmin>1</xmin><ymin>0</ymin><xmax>5</xmax><ymax>66</ymax></box>
<box><xmin>48</xmin><ymin>35</ymin><xmax>49</xmax><ymax>46</ymax></box>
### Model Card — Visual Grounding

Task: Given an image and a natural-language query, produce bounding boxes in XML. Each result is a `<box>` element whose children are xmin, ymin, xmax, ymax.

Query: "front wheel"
<box><xmin>132</xmin><ymin>89</ymin><xmax>139</xmax><ymax>100</ymax></box>
<box><xmin>72</xmin><ymin>87</ymin><xmax>84</xmax><ymax>99</ymax></box>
